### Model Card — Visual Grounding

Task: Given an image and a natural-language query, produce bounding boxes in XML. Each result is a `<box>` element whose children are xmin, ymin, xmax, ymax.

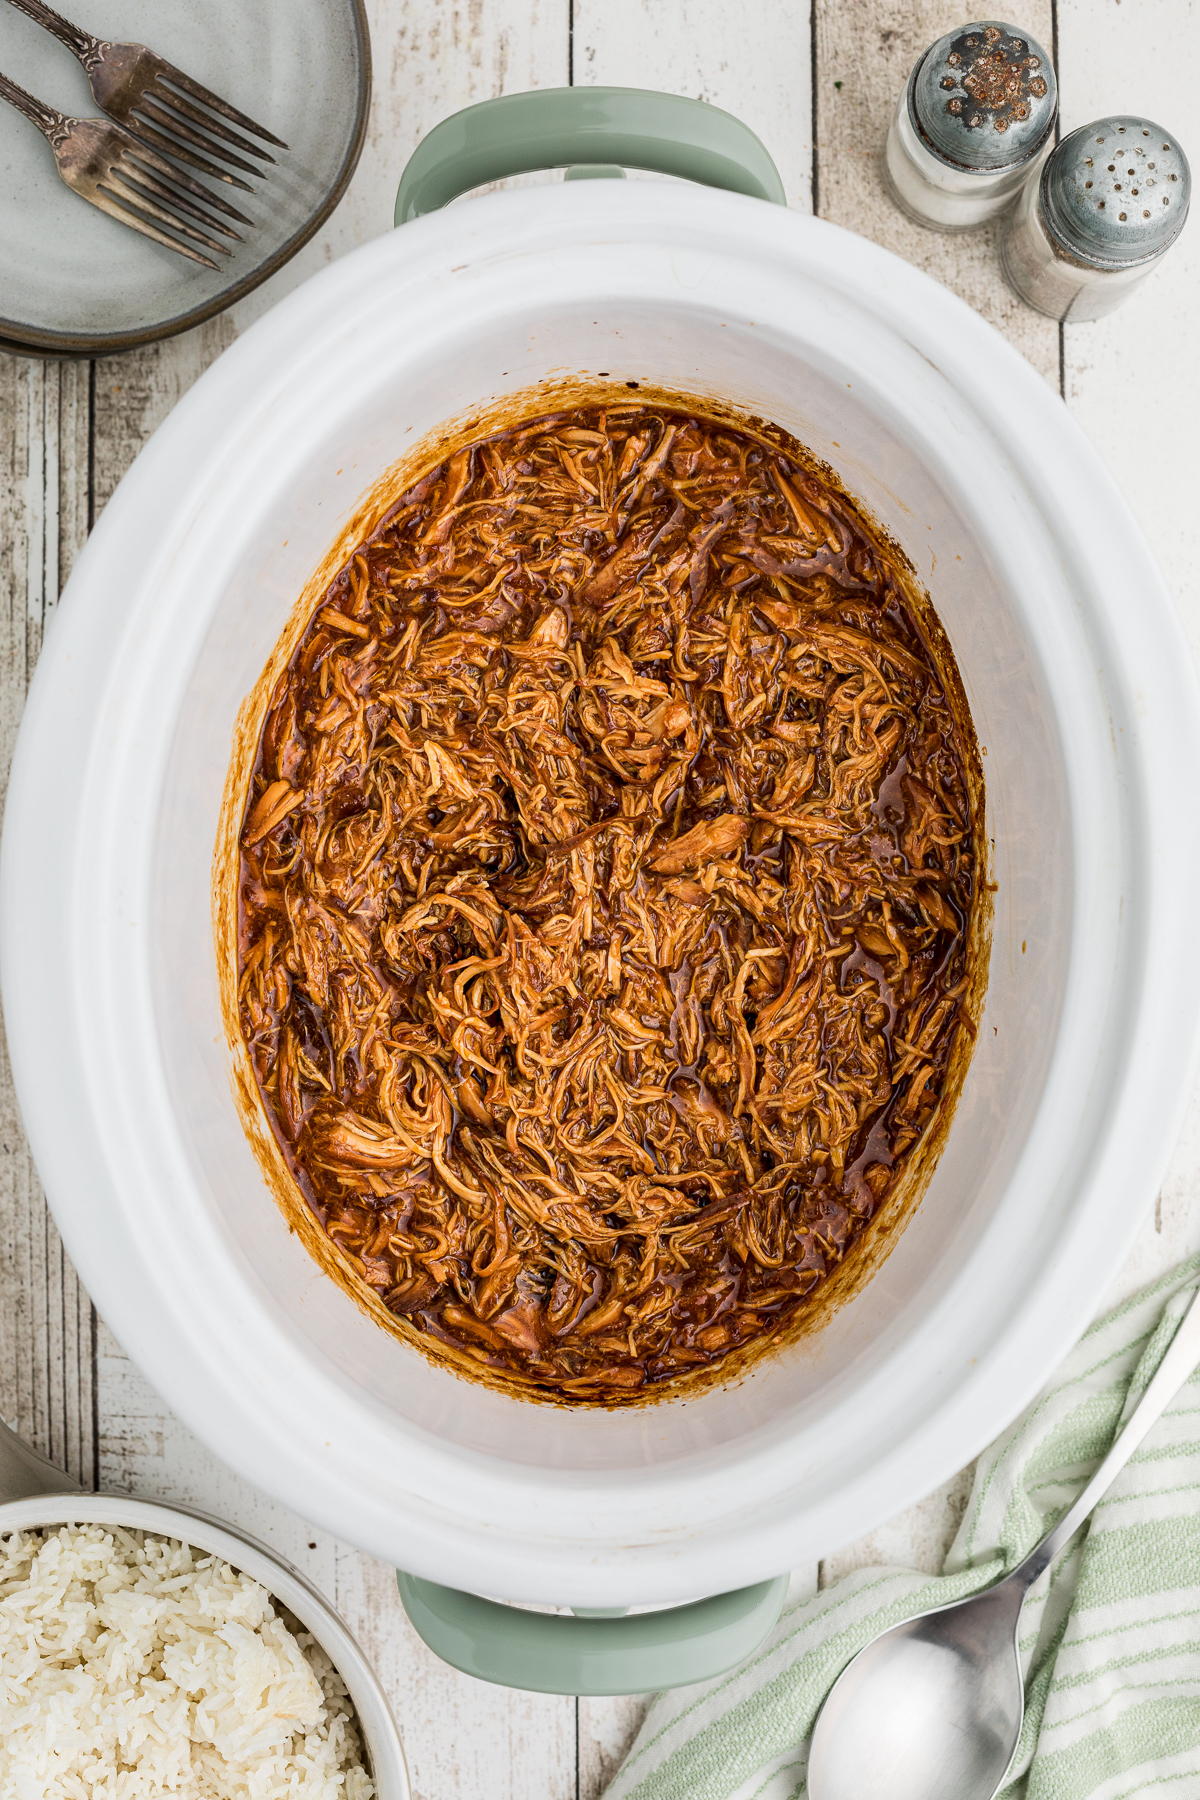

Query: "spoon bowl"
<box><xmin>808</xmin><ymin>1578</ymin><xmax>1024</xmax><ymax>1800</ymax></box>
<box><xmin>806</xmin><ymin>1278</ymin><xmax>1200</xmax><ymax>1800</ymax></box>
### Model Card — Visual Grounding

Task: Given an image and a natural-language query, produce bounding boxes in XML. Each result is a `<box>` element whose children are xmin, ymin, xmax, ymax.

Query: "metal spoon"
<box><xmin>808</xmin><ymin>1280</ymin><xmax>1200</xmax><ymax>1800</ymax></box>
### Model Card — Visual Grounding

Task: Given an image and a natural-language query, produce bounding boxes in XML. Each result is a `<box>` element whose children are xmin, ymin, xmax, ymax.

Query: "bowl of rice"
<box><xmin>0</xmin><ymin>1430</ymin><xmax>408</xmax><ymax>1799</ymax></box>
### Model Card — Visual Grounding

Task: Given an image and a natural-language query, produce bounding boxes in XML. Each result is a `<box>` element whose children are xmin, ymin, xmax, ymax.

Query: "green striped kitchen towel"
<box><xmin>606</xmin><ymin>1252</ymin><xmax>1200</xmax><ymax>1800</ymax></box>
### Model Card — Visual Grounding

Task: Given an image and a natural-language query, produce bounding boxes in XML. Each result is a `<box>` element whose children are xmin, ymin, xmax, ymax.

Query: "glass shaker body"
<box><xmin>1002</xmin><ymin>169</ymin><xmax>1157</xmax><ymax>320</ymax></box>
<box><xmin>1002</xmin><ymin>118</ymin><xmax>1191</xmax><ymax>322</ymax></box>
<box><xmin>884</xmin><ymin>61</ymin><xmax>1052</xmax><ymax>231</ymax></box>
<box><xmin>883</xmin><ymin>21</ymin><xmax>1056</xmax><ymax>233</ymax></box>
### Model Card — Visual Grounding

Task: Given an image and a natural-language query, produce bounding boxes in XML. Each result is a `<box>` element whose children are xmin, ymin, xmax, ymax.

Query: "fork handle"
<box><xmin>5</xmin><ymin>0</ymin><xmax>99</xmax><ymax>63</ymax></box>
<box><xmin>0</xmin><ymin>68</ymin><xmax>69</xmax><ymax>138</ymax></box>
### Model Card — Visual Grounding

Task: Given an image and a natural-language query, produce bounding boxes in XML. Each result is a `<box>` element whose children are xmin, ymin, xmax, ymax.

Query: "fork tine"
<box><xmin>133</xmin><ymin>96</ymin><xmax>266</xmax><ymax>179</ymax></box>
<box><xmin>149</xmin><ymin>81</ymin><xmax>276</xmax><ymax>163</ymax></box>
<box><xmin>87</xmin><ymin>187</ymin><xmax>220</xmax><ymax>269</ymax></box>
<box><xmin>116</xmin><ymin>158</ymin><xmax>243</xmax><ymax>239</ymax></box>
<box><xmin>121</xmin><ymin>141</ymin><xmax>252</xmax><ymax>225</ymax></box>
<box><xmin>120</xmin><ymin>114</ymin><xmax>255</xmax><ymax>192</ymax></box>
<box><xmin>101</xmin><ymin>170</ymin><xmax>231</xmax><ymax>256</ymax></box>
<box><xmin>155</xmin><ymin>59</ymin><xmax>288</xmax><ymax>149</ymax></box>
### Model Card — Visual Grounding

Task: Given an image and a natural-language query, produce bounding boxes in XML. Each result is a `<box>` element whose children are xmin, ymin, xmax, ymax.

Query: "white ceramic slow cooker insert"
<box><xmin>3</xmin><ymin>175</ymin><xmax>1198</xmax><ymax>1609</ymax></box>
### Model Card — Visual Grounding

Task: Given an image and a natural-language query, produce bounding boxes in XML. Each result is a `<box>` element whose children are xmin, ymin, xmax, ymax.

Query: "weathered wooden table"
<box><xmin>2</xmin><ymin>4</ymin><xmax>1197</xmax><ymax>1795</ymax></box>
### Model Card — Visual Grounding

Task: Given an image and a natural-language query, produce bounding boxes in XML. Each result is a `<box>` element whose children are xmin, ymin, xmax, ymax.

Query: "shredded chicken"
<box><xmin>237</xmin><ymin>405</ymin><xmax>978</xmax><ymax>1401</ymax></box>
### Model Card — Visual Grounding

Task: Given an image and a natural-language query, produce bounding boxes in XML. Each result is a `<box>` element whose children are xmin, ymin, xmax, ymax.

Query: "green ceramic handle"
<box><xmin>394</xmin><ymin>86</ymin><xmax>786</xmax><ymax>224</ymax></box>
<box><xmin>396</xmin><ymin>1570</ymin><xmax>789</xmax><ymax>1695</ymax></box>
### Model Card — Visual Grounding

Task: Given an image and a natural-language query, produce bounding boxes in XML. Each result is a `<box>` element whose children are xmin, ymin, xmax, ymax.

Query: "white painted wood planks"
<box><xmin>0</xmin><ymin>356</ymin><xmax>93</xmax><ymax>1489</ymax></box>
<box><xmin>1058</xmin><ymin>0</ymin><xmax>1200</xmax><ymax>655</ymax></box>
<box><xmin>574</xmin><ymin>0</ymin><xmax>813</xmax><ymax>209</ymax></box>
<box><xmin>2</xmin><ymin>0</ymin><xmax>1199</xmax><ymax>1793</ymax></box>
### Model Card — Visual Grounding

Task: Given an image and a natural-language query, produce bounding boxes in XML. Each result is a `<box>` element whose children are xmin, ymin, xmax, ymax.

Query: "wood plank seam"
<box><xmin>810</xmin><ymin>0</ymin><xmax>819</xmax><ymax>216</ymax></box>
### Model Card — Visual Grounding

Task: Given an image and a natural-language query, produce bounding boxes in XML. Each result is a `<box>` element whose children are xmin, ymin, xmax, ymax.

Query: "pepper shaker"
<box><xmin>884</xmin><ymin>20</ymin><xmax>1057</xmax><ymax>232</ymax></box>
<box><xmin>1002</xmin><ymin>117</ymin><xmax>1191</xmax><ymax>321</ymax></box>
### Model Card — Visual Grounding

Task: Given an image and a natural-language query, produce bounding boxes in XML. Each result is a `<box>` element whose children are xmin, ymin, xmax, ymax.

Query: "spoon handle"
<box><xmin>0</xmin><ymin>1416</ymin><xmax>78</xmax><ymax>1504</ymax></box>
<box><xmin>1013</xmin><ymin>1279</ymin><xmax>1200</xmax><ymax>1590</ymax></box>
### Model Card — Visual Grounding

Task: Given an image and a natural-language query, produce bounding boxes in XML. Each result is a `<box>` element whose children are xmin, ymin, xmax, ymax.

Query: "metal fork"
<box><xmin>5</xmin><ymin>0</ymin><xmax>286</xmax><ymax>192</ymax></box>
<box><xmin>0</xmin><ymin>69</ymin><xmax>249</xmax><ymax>265</ymax></box>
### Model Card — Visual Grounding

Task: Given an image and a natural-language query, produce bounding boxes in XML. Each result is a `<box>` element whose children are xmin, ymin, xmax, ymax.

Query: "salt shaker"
<box><xmin>884</xmin><ymin>20</ymin><xmax>1057</xmax><ymax>232</ymax></box>
<box><xmin>1002</xmin><ymin>116</ymin><xmax>1191</xmax><ymax>321</ymax></box>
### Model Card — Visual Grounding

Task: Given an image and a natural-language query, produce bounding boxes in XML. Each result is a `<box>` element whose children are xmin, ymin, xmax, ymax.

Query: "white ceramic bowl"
<box><xmin>0</xmin><ymin>1428</ymin><xmax>408</xmax><ymax>1795</ymax></box>
<box><xmin>3</xmin><ymin>180</ymin><xmax>1199</xmax><ymax>1608</ymax></box>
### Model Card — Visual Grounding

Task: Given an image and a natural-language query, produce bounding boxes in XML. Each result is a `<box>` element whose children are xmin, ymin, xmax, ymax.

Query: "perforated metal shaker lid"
<box><xmin>911</xmin><ymin>20</ymin><xmax>1056</xmax><ymax>171</ymax></box>
<box><xmin>1041</xmin><ymin>117</ymin><xmax>1192</xmax><ymax>266</ymax></box>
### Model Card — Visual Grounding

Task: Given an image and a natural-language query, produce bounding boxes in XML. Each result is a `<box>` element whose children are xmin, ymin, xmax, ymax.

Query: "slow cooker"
<box><xmin>4</xmin><ymin>87</ymin><xmax>1198</xmax><ymax>1693</ymax></box>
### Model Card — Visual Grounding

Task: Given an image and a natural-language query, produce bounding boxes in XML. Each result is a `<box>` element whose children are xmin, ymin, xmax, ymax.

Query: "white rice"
<box><xmin>0</xmin><ymin>1522</ymin><xmax>375</xmax><ymax>1799</ymax></box>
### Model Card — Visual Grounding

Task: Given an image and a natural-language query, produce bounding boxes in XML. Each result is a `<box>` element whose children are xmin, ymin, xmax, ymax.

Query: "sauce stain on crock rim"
<box><xmin>212</xmin><ymin>376</ymin><xmax>991</xmax><ymax>1410</ymax></box>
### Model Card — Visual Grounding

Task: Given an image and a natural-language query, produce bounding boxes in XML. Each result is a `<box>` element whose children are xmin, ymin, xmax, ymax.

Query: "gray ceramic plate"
<box><xmin>0</xmin><ymin>0</ymin><xmax>369</xmax><ymax>356</ymax></box>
